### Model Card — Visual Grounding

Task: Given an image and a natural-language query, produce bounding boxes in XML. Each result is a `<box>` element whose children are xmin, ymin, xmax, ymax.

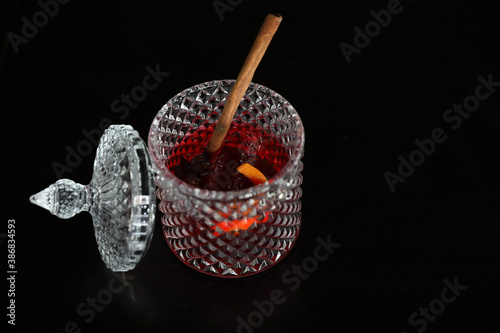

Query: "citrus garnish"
<box><xmin>237</xmin><ymin>163</ymin><xmax>267</xmax><ymax>185</ymax></box>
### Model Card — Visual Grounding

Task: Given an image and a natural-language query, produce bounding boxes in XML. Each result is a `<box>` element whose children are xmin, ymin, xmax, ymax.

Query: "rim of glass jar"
<box><xmin>148</xmin><ymin>79</ymin><xmax>305</xmax><ymax>201</ymax></box>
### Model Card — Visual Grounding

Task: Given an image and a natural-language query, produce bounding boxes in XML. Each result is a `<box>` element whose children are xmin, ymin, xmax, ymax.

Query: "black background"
<box><xmin>2</xmin><ymin>0</ymin><xmax>500</xmax><ymax>332</ymax></box>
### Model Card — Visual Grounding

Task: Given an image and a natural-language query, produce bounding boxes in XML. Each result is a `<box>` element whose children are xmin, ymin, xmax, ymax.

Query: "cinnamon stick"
<box><xmin>206</xmin><ymin>13</ymin><xmax>282</xmax><ymax>155</ymax></box>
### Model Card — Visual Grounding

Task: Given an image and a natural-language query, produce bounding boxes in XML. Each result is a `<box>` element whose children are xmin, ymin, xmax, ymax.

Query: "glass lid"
<box><xmin>30</xmin><ymin>125</ymin><xmax>156</xmax><ymax>272</ymax></box>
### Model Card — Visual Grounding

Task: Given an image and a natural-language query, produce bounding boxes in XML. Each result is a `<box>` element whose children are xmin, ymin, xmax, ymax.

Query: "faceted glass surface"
<box><xmin>149</xmin><ymin>80</ymin><xmax>305</xmax><ymax>277</ymax></box>
<box><xmin>30</xmin><ymin>125</ymin><xmax>156</xmax><ymax>272</ymax></box>
<box><xmin>90</xmin><ymin>125</ymin><xmax>156</xmax><ymax>272</ymax></box>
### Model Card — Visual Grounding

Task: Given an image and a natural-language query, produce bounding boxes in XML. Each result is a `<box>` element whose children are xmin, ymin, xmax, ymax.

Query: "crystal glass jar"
<box><xmin>148</xmin><ymin>80</ymin><xmax>304</xmax><ymax>277</ymax></box>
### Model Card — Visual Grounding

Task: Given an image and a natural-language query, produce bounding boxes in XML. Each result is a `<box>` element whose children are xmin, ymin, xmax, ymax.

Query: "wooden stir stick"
<box><xmin>206</xmin><ymin>13</ymin><xmax>283</xmax><ymax>155</ymax></box>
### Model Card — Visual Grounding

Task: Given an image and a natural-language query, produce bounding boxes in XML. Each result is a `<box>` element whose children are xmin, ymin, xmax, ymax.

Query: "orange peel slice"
<box><xmin>237</xmin><ymin>163</ymin><xmax>267</xmax><ymax>185</ymax></box>
<box><xmin>211</xmin><ymin>213</ymin><xmax>270</xmax><ymax>236</ymax></box>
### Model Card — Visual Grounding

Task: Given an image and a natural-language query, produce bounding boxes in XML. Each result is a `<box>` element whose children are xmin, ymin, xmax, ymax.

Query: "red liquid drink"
<box><xmin>159</xmin><ymin>121</ymin><xmax>298</xmax><ymax>276</ymax></box>
<box><xmin>150</xmin><ymin>80</ymin><xmax>304</xmax><ymax>277</ymax></box>
<box><xmin>167</xmin><ymin>121</ymin><xmax>289</xmax><ymax>191</ymax></box>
